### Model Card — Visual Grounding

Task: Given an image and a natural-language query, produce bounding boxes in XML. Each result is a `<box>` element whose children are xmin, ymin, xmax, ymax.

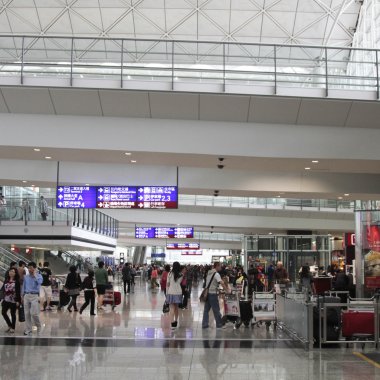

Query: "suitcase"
<box><xmin>239</xmin><ymin>300</ymin><xmax>253</xmax><ymax>326</ymax></box>
<box><xmin>104</xmin><ymin>289</ymin><xmax>121</xmax><ymax>308</ymax></box>
<box><xmin>342</xmin><ymin>310</ymin><xmax>374</xmax><ymax>339</ymax></box>
<box><xmin>59</xmin><ymin>290</ymin><xmax>70</xmax><ymax>307</ymax></box>
<box><xmin>313</xmin><ymin>296</ymin><xmax>341</xmax><ymax>343</ymax></box>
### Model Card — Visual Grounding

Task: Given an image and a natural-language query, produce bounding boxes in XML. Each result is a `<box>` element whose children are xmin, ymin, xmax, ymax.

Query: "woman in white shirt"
<box><xmin>166</xmin><ymin>261</ymin><xmax>182</xmax><ymax>329</ymax></box>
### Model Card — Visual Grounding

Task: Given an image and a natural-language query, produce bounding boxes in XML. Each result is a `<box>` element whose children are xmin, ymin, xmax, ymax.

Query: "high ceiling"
<box><xmin>0</xmin><ymin>0</ymin><xmax>361</xmax><ymax>46</ymax></box>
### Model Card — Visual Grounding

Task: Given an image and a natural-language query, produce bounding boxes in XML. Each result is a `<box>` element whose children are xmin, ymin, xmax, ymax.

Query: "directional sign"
<box><xmin>56</xmin><ymin>185</ymin><xmax>178</xmax><ymax>209</ymax></box>
<box><xmin>166</xmin><ymin>243</ymin><xmax>200</xmax><ymax>250</ymax></box>
<box><xmin>56</xmin><ymin>186</ymin><xmax>97</xmax><ymax>209</ymax></box>
<box><xmin>135</xmin><ymin>227</ymin><xmax>194</xmax><ymax>239</ymax></box>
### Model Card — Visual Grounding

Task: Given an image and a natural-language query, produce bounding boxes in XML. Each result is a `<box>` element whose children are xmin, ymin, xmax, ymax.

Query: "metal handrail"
<box><xmin>1</xmin><ymin>34</ymin><xmax>380</xmax><ymax>53</ymax></box>
<box><xmin>0</xmin><ymin>35</ymin><xmax>379</xmax><ymax>100</ymax></box>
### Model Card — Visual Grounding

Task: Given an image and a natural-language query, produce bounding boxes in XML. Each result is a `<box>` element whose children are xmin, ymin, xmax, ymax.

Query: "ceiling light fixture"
<box><xmin>269</xmin><ymin>232</ymin><xmax>273</xmax><ymax>235</ymax></box>
<box><xmin>344</xmin><ymin>193</ymin><xmax>350</xmax><ymax>196</ymax></box>
<box><xmin>124</xmin><ymin>152</ymin><xmax>132</xmax><ymax>156</ymax></box>
<box><xmin>305</xmin><ymin>167</ymin><xmax>311</xmax><ymax>170</ymax></box>
<box><xmin>22</xmin><ymin>180</ymin><xmax>27</xmax><ymax>183</ymax></box>
<box><xmin>131</xmin><ymin>160</ymin><xmax>137</xmax><ymax>163</ymax></box>
<box><xmin>312</xmin><ymin>160</ymin><xmax>319</xmax><ymax>163</ymax></box>
<box><xmin>338</xmin><ymin>196</ymin><xmax>343</xmax><ymax>200</ymax></box>
<box><xmin>45</xmin><ymin>156</ymin><xmax>52</xmax><ymax>159</ymax></box>
<box><xmin>33</xmin><ymin>148</ymin><xmax>40</xmax><ymax>152</ymax></box>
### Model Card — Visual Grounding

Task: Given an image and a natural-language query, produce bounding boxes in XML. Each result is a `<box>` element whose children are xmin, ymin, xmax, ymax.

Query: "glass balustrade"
<box><xmin>0</xmin><ymin>36</ymin><xmax>379</xmax><ymax>99</ymax></box>
<box><xmin>0</xmin><ymin>197</ymin><xmax>118</xmax><ymax>238</ymax></box>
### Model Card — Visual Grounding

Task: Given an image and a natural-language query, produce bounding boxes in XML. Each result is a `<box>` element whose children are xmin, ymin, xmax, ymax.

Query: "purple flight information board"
<box><xmin>135</xmin><ymin>227</ymin><xmax>194</xmax><ymax>239</ymax></box>
<box><xmin>166</xmin><ymin>242</ymin><xmax>200</xmax><ymax>250</ymax></box>
<box><xmin>56</xmin><ymin>186</ymin><xmax>97</xmax><ymax>209</ymax></box>
<box><xmin>56</xmin><ymin>185</ymin><xmax>178</xmax><ymax>209</ymax></box>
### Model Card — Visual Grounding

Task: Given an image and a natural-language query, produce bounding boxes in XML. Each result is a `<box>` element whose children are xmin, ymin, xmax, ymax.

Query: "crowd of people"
<box><xmin>0</xmin><ymin>258</ymin><xmax>357</xmax><ymax>335</ymax></box>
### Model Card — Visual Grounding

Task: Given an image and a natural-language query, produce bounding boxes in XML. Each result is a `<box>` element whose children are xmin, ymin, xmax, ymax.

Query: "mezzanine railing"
<box><xmin>0</xmin><ymin>35</ymin><xmax>379</xmax><ymax>99</ymax></box>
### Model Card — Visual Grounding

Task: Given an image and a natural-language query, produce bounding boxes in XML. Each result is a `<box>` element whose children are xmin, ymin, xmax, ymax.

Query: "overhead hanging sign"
<box><xmin>166</xmin><ymin>242</ymin><xmax>200</xmax><ymax>250</ymax></box>
<box><xmin>135</xmin><ymin>227</ymin><xmax>194</xmax><ymax>239</ymax></box>
<box><xmin>56</xmin><ymin>186</ymin><xmax>178</xmax><ymax>209</ymax></box>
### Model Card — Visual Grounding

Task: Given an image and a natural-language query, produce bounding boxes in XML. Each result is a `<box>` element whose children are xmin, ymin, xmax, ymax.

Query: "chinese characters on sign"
<box><xmin>135</xmin><ymin>227</ymin><xmax>194</xmax><ymax>239</ymax></box>
<box><xmin>56</xmin><ymin>186</ymin><xmax>178</xmax><ymax>209</ymax></box>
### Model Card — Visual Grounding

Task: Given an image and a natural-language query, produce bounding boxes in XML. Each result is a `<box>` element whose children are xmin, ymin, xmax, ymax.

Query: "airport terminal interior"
<box><xmin>1</xmin><ymin>0</ymin><xmax>380</xmax><ymax>379</ymax></box>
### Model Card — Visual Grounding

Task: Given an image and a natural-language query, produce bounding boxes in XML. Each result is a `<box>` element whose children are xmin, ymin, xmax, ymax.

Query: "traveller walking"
<box><xmin>166</xmin><ymin>261</ymin><xmax>183</xmax><ymax>329</ymax></box>
<box><xmin>79</xmin><ymin>270</ymin><xmax>96</xmax><ymax>316</ymax></box>
<box><xmin>0</xmin><ymin>195</ymin><xmax>6</xmax><ymax>219</ymax></box>
<box><xmin>64</xmin><ymin>266</ymin><xmax>82</xmax><ymax>312</ymax></box>
<box><xmin>160</xmin><ymin>264</ymin><xmax>170</xmax><ymax>296</ymax></box>
<box><xmin>22</xmin><ymin>262</ymin><xmax>43</xmax><ymax>335</ymax></box>
<box><xmin>1</xmin><ymin>267</ymin><xmax>21</xmax><ymax>333</ymax></box>
<box><xmin>40</xmin><ymin>261</ymin><xmax>53</xmax><ymax>311</ymax></box>
<box><xmin>202</xmin><ymin>262</ymin><xmax>228</xmax><ymax>329</ymax></box>
<box><xmin>95</xmin><ymin>261</ymin><xmax>108</xmax><ymax>310</ymax></box>
<box><xmin>39</xmin><ymin>196</ymin><xmax>48</xmax><ymax>221</ymax></box>
<box><xmin>122</xmin><ymin>263</ymin><xmax>132</xmax><ymax>294</ymax></box>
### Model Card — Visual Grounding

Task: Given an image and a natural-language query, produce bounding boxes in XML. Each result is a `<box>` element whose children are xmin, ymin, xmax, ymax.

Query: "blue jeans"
<box><xmin>202</xmin><ymin>293</ymin><xmax>223</xmax><ymax>328</ymax></box>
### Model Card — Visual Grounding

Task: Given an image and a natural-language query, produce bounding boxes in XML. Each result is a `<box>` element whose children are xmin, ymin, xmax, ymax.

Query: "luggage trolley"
<box><xmin>252</xmin><ymin>292</ymin><xmax>276</xmax><ymax>329</ymax></box>
<box><xmin>220</xmin><ymin>289</ymin><xmax>242</xmax><ymax>328</ymax></box>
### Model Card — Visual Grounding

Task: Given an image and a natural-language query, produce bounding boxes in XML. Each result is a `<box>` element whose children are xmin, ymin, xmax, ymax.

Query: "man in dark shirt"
<box><xmin>39</xmin><ymin>262</ymin><xmax>52</xmax><ymax>311</ymax></box>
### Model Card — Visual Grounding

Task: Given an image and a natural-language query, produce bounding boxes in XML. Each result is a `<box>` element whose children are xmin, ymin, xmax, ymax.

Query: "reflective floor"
<box><xmin>0</xmin><ymin>281</ymin><xmax>378</xmax><ymax>379</ymax></box>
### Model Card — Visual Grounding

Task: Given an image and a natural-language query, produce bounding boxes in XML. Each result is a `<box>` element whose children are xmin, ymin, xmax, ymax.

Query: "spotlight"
<box><xmin>218</xmin><ymin>157</ymin><xmax>224</xmax><ymax>162</ymax></box>
<box><xmin>217</xmin><ymin>164</ymin><xmax>224</xmax><ymax>169</ymax></box>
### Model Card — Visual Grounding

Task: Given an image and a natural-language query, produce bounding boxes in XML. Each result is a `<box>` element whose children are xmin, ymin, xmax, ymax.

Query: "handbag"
<box><xmin>162</xmin><ymin>301</ymin><xmax>170</xmax><ymax>314</ymax></box>
<box><xmin>18</xmin><ymin>305</ymin><xmax>25</xmax><ymax>323</ymax></box>
<box><xmin>199</xmin><ymin>272</ymin><xmax>217</xmax><ymax>303</ymax></box>
<box><xmin>68</xmin><ymin>288</ymin><xmax>80</xmax><ymax>296</ymax></box>
<box><xmin>0</xmin><ymin>285</ymin><xmax>4</xmax><ymax>301</ymax></box>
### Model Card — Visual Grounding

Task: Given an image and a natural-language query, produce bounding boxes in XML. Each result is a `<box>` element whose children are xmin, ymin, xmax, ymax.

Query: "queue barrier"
<box><xmin>276</xmin><ymin>293</ymin><xmax>314</xmax><ymax>351</ymax></box>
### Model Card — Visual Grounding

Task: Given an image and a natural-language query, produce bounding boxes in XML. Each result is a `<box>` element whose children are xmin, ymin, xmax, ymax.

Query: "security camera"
<box><xmin>218</xmin><ymin>157</ymin><xmax>224</xmax><ymax>162</ymax></box>
<box><xmin>214</xmin><ymin>190</ymin><xmax>219</xmax><ymax>194</ymax></box>
<box><xmin>217</xmin><ymin>164</ymin><xmax>224</xmax><ymax>169</ymax></box>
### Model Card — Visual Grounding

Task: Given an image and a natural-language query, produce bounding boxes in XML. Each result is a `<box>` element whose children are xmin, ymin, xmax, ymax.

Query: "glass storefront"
<box><xmin>244</xmin><ymin>234</ymin><xmax>331</xmax><ymax>282</ymax></box>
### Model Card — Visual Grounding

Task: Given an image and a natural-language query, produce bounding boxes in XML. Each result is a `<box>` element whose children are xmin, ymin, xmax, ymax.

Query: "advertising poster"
<box><xmin>363</xmin><ymin>221</ymin><xmax>380</xmax><ymax>289</ymax></box>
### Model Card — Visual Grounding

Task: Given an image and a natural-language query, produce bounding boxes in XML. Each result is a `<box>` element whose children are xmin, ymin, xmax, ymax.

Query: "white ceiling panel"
<box><xmin>249</xmin><ymin>96</ymin><xmax>301</xmax><ymax>124</ymax></box>
<box><xmin>149</xmin><ymin>92</ymin><xmax>199</xmax><ymax>120</ymax></box>
<box><xmin>0</xmin><ymin>87</ymin><xmax>54</xmax><ymax>114</ymax></box>
<box><xmin>99</xmin><ymin>90</ymin><xmax>150</xmax><ymax>118</ymax></box>
<box><xmin>50</xmin><ymin>88</ymin><xmax>102</xmax><ymax>116</ymax></box>
<box><xmin>297</xmin><ymin>99</ymin><xmax>352</xmax><ymax>127</ymax></box>
<box><xmin>345</xmin><ymin>102</ymin><xmax>380</xmax><ymax>129</ymax></box>
<box><xmin>200</xmin><ymin>94</ymin><xmax>250</xmax><ymax>122</ymax></box>
<box><xmin>0</xmin><ymin>0</ymin><xmax>361</xmax><ymax>55</ymax></box>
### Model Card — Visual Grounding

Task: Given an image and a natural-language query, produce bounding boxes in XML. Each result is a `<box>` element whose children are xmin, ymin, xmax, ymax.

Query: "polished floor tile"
<box><xmin>0</xmin><ymin>281</ymin><xmax>378</xmax><ymax>379</ymax></box>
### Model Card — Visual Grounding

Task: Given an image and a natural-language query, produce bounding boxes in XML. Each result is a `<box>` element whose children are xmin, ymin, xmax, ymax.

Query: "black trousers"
<box><xmin>123</xmin><ymin>279</ymin><xmax>131</xmax><ymax>294</ymax></box>
<box><xmin>68</xmin><ymin>295</ymin><xmax>78</xmax><ymax>310</ymax></box>
<box><xmin>41</xmin><ymin>212</ymin><xmax>47</xmax><ymax>221</ymax></box>
<box><xmin>180</xmin><ymin>285</ymin><xmax>188</xmax><ymax>308</ymax></box>
<box><xmin>2</xmin><ymin>301</ymin><xmax>17</xmax><ymax>329</ymax></box>
<box><xmin>80</xmin><ymin>291</ymin><xmax>95</xmax><ymax>314</ymax></box>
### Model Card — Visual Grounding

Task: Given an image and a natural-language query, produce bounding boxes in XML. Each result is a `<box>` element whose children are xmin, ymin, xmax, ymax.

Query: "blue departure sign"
<box><xmin>56</xmin><ymin>186</ymin><xmax>97</xmax><ymax>209</ymax></box>
<box><xmin>56</xmin><ymin>185</ymin><xmax>178</xmax><ymax>209</ymax></box>
<box><xmin>166</xmin><ymin>242</ymin><xmax>200</xmax><ymax>250</ymax></box>
<box><xmin>135</xmin><ymin>227</ymin><xmax>194</xmax><ymax>239</ymax></box>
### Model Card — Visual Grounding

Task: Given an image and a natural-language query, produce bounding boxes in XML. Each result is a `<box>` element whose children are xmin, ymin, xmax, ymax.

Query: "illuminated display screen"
<box><xmin>135</xmin><ymin>227</ymin><xmax>194</xmax><ymax>239</ymax></box>
<box><xmin>56</xmin><ymin>186</ymin><xmax>178</xmax><ymax>209</ymax></box>
<box><xmin>166</xmin><ymin>243</ymin><xmax>200</xmax><ymax>250</ymax></box>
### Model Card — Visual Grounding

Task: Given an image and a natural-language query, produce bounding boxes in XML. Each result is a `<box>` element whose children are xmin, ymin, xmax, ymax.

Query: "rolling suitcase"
<box><xmin>313</xmin><ymin>296</ymin><xmax>341</xmax><ymax>343</ymax></box>
<box><xmin>239</xmin><ymin>300</ymin><xmax>253</xmax><ymax>326</ymax></box>
<box><xmin>342</xmin><ymin>310</ymin><xmax>374</xmax><ymax>339</ymax></box>
<box><xmin>104</xmin><ymin>287</ymin><xmax>121</xmax><ymax>310</ymax></box>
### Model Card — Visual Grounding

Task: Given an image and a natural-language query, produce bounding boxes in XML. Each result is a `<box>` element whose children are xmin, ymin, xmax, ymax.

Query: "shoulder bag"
<box><xmin>199</xmin><ymin>272</ymin><xmax>217</xmax><ymax>303</ymax></box>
